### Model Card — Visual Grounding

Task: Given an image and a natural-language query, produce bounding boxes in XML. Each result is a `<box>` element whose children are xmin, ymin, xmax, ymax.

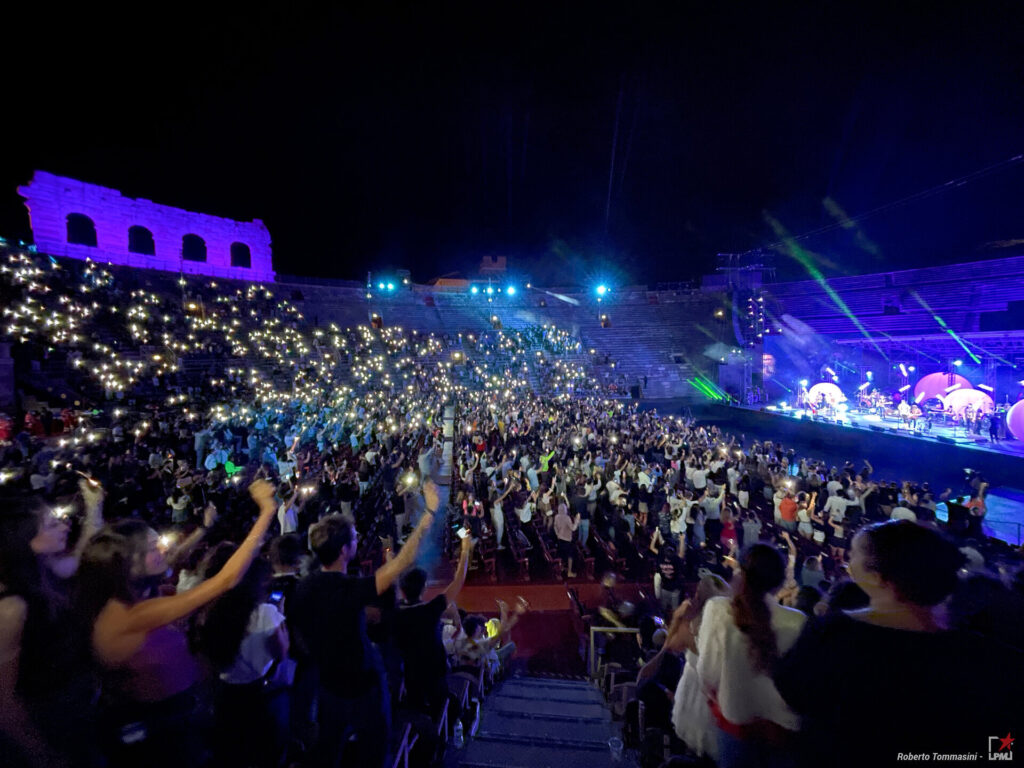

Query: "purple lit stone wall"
<box><xmin>18</xmin><ymin>171</ymin><xmax>275</xmax><ymax>282</ymax></box>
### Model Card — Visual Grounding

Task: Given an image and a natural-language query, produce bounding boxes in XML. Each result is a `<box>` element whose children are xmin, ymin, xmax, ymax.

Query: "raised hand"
<box><xmin>249</xmin><ymin>478</ymin><xmax>276</xmax><ymax>506</ymax></box>
<box><xmin>203</xmin><ymin>502</ymin><xmax>218</xmax><ymax>529</ymax></box>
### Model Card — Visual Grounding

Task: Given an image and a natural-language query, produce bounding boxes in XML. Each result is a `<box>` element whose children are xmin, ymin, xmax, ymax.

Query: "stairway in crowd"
<box><xmin>451</xmin><ymin>677</ymin><xmax>629</xmax><ymax>768</ymax></box>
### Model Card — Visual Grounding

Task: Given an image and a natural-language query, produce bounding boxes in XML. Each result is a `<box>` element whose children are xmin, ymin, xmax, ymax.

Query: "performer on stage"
<box><xmin>796</xmin><ymin>385</ymin><xmax>809</xmax><ymax>409</ymax></box>
<box><xmin>908</xmin><ymin>403</ymin><xmax>922</xmax><ymax>431</ymax></box>
<box><xmin>897</xmin><ymin>399</ymin><xmax>911</xmax><ymax>429</ymax></box>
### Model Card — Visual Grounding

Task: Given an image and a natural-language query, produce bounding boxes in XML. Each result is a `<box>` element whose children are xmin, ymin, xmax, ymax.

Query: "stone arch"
<box><xmin>66</xmin><ymin>213</ymin><xmax>97</xmax><ymax>246</ymax></box>
<box><xmin>128</xmin><ymin>225</ymin><xmax>156</xmax><ymax>255</ymax></box>
<box><xmin>230</xmin><ymin>241</ymin><xmax>251</xmax><ymax>268</ymax></box>
<box><xmin>182</xmin><ymin>233</ymin><xmax>207</xmax><ymax>262</ymax></box>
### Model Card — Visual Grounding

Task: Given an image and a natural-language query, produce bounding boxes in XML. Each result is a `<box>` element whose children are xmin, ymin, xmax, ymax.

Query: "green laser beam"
<box><xmin>765</xmin><ymin>214</ymin><xmax>887</xmax><ymax>360</ymax></box>
<box><xmin>908</xmin><ymin>291</ymin><xmax>981</xmax><ymax>364</ymax></box>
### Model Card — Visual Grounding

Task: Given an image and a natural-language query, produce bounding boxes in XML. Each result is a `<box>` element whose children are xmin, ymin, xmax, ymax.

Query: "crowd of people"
<box><xmin>1</xmin><ymin>245</ymin><xmax>1023</xmax><ymax>767</ymax></box>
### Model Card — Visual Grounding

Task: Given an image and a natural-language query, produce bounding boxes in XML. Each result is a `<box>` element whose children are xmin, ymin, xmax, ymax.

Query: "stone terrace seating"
<box><xmin>764</xmin><ymin>252</ymin><xmax>1024</xmax><ymax>338</ymax></box>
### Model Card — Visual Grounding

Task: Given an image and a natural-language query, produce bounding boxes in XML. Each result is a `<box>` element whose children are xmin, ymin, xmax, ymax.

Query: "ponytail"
<box><xmin>731</xmin><ymin>544</ymin><xmax>786</xmax><ymax>671</ymax></box>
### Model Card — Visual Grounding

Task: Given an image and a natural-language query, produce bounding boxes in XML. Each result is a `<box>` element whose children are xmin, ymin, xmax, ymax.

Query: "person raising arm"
<box><xmin>372</xmin><ymin>479</ymin><xmax>441</xmax><ymax>595</ymax></box>
<box><xmin>82</xmin><ymin>479</ymin><xmax>279</xmax><ymax>667</ymax></box>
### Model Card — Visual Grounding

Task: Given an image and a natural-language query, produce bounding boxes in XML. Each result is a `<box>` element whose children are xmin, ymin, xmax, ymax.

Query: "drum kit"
<box><xmin>856</xmin><ymin>389</ymin><xmax>892</xmax><ymax>416</ymax></box>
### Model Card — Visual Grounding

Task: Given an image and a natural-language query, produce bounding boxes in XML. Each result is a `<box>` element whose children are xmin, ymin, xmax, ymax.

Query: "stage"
<box><xmin>757</xmin><ymin>403</ymin><xmax>1024</xmax><ymax>459</ymax></box>
<box><xmin>673</xmin><ymin>402</ymin><xmax>1024</xmax><ymax>545</ymax></box>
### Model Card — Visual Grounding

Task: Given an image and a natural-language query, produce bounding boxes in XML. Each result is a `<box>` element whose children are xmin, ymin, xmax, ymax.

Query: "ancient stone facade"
<box><xmin>18</xmin><ymin>171</ymin><xmax>275</xmax><ymax>282</ymax></box>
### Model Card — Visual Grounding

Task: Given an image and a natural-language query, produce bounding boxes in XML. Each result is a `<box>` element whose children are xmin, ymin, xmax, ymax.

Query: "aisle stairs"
<box><xmin>451</xmin><ymin>677</ymin><xmax>629</xmax><ymax>768</ymax></box>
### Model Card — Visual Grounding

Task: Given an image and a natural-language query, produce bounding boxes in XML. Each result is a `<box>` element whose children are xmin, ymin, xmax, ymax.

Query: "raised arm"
<box><xmin>94</xmin><ymin>480</ymin><xmax>278</xmax><ymax>660</ymax></box>
<box><xmin>52</xmin><ymin>477</ymin><xmax>107</xmax><ymax>579</ymax></box>
<box><xmin>375</xmin><ymin>480</ymin><xmax>439</xmax><ymax>594</ymax></box>
<box><xmin>165</xmin><ymin>502</ymin><xmax>218</xmax><ymax>569</ymax></box>
<box><xmin>443</xmin><ymin>535</ymin><xmax>474</xmax><ymax>603</ymax></box>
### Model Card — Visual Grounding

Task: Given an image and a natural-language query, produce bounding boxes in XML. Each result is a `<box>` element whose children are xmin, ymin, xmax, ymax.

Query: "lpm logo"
<box><xmin>990</xmin><ymin>733</ymin><xmax>1014</xmax><ymax>761</ymax></box>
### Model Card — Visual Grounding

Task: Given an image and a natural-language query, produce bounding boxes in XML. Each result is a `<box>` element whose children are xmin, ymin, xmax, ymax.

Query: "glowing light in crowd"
<box><xmin>977</xmin><ymin>383</ymin><xmax>994</xmax><ymax>392</ymax></box>
<box><xmin>899</xmin><ymin>384</ymin><xmax>911</xmax><ymax>392</ymax></box>
<box><xmin>953</xmin><ymin>359</ymin><xmax>963</xmax><ymax>367</ymax></box>
<box><xmin>899</xmin><ymin>364</ymin><xmax>908</xmax><ymax>377</ymax></box>
<box><xmin>858</xmin><ymin>381</ymin><xmax>871</xmax><ymax>390</ymax></box>
<box><xmin>799</xmin><ymin>379</ymin><xmax>809</xmax><ymax>387</ymax></box>
<box><xmin>945</xmin><ymin>382</ymin><xmax>962</xmax><ymax>393</ymax></box>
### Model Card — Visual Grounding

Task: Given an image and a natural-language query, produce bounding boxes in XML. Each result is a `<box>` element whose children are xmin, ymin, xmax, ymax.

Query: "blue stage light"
<box><xmin>470</xmin><ymin>286</ymin><xmax>478</xmax><ymax>294</ymax></box>
<box><xmin>953</xmin><ymin>359</ymin><xmax>963</xmax><ymax>367</ymax></box>
<box><xmin>506</xmin><ymin>286</ymin><xmax>516</xmax><ymax>296</ymax></box>
<box><xmin>486</xmin><ymin>286</ymin><xmax>494</xmax><ymax>295</ymax></box>
<box><xmin>596</xmin><ymin>284</ymin><xmax>608</xmax><ymax>296</ymax></box>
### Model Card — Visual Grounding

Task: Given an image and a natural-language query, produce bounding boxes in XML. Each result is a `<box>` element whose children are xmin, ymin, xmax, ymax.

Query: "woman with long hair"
<box><xmin>1</xmin><ymin>482</ymin><xmax>104</xmax><ymax>766</ymax></box>
<box><xmin>775</xmin><ymin>520</ymin><xmax>1023</xmax><ymax>767</ymax></box>
<box><xmin>75</xmin><ymin>479</ymin><xmax>278</xmax><ymax>768</ymax></box>
<box><xmin>195</xmin><ymin>556</ymin><xmax>289</xmax><ymax>768</ymax></box>
<box><xmin>696</xmin><ymin>544</ymin><xmax>806</xmax><ymax>767</ymax></box>
<box><xmin>1</xmin><ymin>496</ymin><xmax>81</xmax><ymax>766</ymax></box>
<box><xmin>667</xmin><ymin>573</ymin><xmax>732</xmax><ymax>760</ymax></box>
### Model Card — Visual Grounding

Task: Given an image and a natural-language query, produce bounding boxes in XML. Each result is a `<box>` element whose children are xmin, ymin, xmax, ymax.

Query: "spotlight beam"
<box><xmin>764</xmin><ymin>214</ymin><xmax>887</xmax><ymax>359</ymax></box>
<box><xmin>539</xmin><ymin>290</ymin><xmax>579</xmax><ymax>306</ymax></box>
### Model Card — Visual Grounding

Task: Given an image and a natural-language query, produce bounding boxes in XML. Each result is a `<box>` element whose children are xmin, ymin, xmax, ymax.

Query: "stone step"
<box><xmin>484</xmin><ymin>694</ymin><xmax>610</xmax><ymax>723</ymax></box>
<box><xmin>459</xmin><ymin>738</ymin><xmax>619</xmax><ymax>768</ymax></box>
<box><xmin>477</xmin><ymin>712</ymin><xmax>613</xmax><ymax>747</ymax></box>
<box><xmin>494</xmin><ymin>678</ymin><xmax>603</xmax><ymax>702</ymax></box>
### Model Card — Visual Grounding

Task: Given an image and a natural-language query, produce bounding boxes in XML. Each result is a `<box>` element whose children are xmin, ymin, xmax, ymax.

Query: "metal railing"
<box><xmin>588</xmin><ymin>625</ymin><xmax>641</xmax><ymax>680</ymax></box>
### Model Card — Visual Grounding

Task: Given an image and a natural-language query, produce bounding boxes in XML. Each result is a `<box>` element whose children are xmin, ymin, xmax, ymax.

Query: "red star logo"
<box><xmin>998</xmin><ymin>733</ymin><xmax>1014</xmax><ymax>752</ymax></box>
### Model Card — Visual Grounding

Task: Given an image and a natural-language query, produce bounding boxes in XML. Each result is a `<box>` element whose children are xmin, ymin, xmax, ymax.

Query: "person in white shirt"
<box><xmin>823</xmin><ymin>490</ymin><xmax>855</xmax><ymax>519</ymax></box>
<box><xmin>697</xmin><ymin>544</ymin><xmax>805</xmax><ymax>766</ymax></box>
<box><xmin>727</xmin><ymin>465</ymin><xmax>741</xmax><ymax>496</ymax></box>
<box><xmin>197</xmin><ymin>558</ymin><xmax>289</xmax><ymax>766</ymax></box>
<box><xmin>605</xmin><ymin>478</ymin><xmax>624</xmax><ymax>505</ymax></box>
<box><xmin>692</xmin><ymin>465</ymin><xmax>708</xmax><ymax>492</ymax></box>
<box><xmin>276</xmin><ymin>485</ymin><xmax>306</xmax><ymax>534</ymax></box>
<box><xmin>825</xmin><ymin>474</ymin><xmax>844</xmax><ymax>497</ymax></box>
<box><xmin>772</xmin><ymin>487</ymin><xmax>786</xmax><ymax>524</ymax></box>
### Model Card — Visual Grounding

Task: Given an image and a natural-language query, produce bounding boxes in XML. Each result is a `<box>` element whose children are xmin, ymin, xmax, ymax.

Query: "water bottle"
<box><xmin>452</xmin><ymin>719</ymin><xmax>465</xmax><ymax>748</ymax></box>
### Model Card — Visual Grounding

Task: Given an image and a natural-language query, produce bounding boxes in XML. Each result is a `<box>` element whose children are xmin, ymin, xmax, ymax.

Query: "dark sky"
<box><xmin>3</xmin><ymin>3</ymin><xmax>1024</xmax><ymax>285</ymax></box>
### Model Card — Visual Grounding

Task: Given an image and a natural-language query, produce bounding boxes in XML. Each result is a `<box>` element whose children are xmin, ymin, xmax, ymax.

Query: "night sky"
<box><xmin>3</xmin><ymin>3</ymin><xmax>1024</xmax><ymax>285</ymax></box>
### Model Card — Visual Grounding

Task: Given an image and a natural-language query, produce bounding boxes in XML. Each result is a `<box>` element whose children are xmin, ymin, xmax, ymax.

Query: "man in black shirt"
<box><xmin>290</xmin><ymin>481</ymin><xmax>440</xmax><ymax>768</ymax></box>
<box><xmin>394</xmin><ymin>534</ymin><xmax>473</xmax><ymax>715</ymax></box>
